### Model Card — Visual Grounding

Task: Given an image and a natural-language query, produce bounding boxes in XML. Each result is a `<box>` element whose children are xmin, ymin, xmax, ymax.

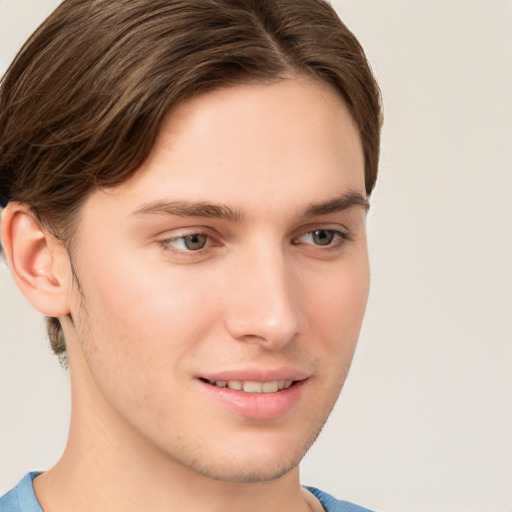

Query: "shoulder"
<box><xmin>305</xmin><ymin>486</ymin><xmax>377</xmax><ymax>512</ymax></box>
<box><xmin>0</xmin><ymin>473</ymin><xmax>42</xmax><ymax>512</ymax></box>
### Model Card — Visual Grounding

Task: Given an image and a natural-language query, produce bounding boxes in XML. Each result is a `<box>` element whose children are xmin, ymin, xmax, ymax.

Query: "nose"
<box><xmin>223</xmin><ymin>243</ymin><xmax>307</xmax><ymax>348</ymax></box>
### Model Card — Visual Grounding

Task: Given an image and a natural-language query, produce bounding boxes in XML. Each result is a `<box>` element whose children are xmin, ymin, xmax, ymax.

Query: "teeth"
<box><xmin>227</xmin><ymin>381</ymin><xmax>242</xmax><ymax>391</ymax></box>
<box><xmin>262</xmin><ymin>381</ymin><xmax>279</xmax><ymax>393</ymax></box>
<box><xmin>211</xmin><ymin>379</ymin><xmax>294</xmax><ymax>393</ymax></box>
<box><xmin>243</xmin><ymin>381</ymin><xmax>263</xmax><ymax>393</ymax></box>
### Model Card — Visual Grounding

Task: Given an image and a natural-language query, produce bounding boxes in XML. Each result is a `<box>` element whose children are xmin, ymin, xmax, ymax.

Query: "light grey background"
<box><xmin>1</xmin><ymin>1</ymin><xmax>511</xmax><ymax>511</ymax></box>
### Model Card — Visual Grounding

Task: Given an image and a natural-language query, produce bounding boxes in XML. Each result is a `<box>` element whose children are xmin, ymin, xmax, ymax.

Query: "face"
<box><xmin>65</xmin><ymin>77</ymin><xmax>369</xmax><ymax>483</ymax></box>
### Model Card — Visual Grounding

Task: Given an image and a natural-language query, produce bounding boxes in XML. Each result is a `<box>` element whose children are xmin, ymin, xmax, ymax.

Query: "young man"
<box><xmin>0</xmin><ymin>1</ymin><xmax>382</xmax><ymax>511</ymax></box>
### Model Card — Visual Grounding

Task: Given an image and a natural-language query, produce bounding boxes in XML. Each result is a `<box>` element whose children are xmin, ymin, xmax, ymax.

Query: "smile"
<box><xmin>199</xmin><ymin>376</ymin><xmax>306</xmax><ymax>419</ymax></box>
<box><xmin>204</xmin><ymin>379</ymin><xmax>295</xmax><ymax>393</ymax></box>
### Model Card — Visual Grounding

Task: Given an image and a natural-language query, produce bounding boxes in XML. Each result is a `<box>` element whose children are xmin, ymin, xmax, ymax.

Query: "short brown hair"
<box><xmin>0</xmin><ymin>0</ymin><xmax>382</xmax><ymax>359</ymax></box>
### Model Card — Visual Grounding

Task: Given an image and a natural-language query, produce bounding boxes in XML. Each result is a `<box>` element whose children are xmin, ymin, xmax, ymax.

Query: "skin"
<box><xmin>3</xmin><ymin>76</ymin><xmax>369</xmax><ymax>512</ymax></box>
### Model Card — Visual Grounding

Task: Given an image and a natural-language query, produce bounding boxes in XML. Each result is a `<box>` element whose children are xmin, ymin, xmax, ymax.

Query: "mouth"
<box><xmin>200</xmin><ymin>378</ymin><xmax>296</xmax><ymax>394</ymax></box>
<box><xmin>197</xmin><ymin>374</ymin><xmax>307</xmax><ymax>419</ymax></box>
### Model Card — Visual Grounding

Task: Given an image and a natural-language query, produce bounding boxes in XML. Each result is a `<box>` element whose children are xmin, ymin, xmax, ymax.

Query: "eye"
<box><xmin>164</xmin><ymin>233</ymin><xmax>209</xmax><ymax>252</ymax></box>
<box><xmin>295</xmin><ymin>229</ymin><xmax>347</xmax><ymax>247</ymax></box>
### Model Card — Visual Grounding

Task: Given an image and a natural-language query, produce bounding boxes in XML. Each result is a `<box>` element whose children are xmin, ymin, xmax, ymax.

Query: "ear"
<box><xmin>1</xmin><ymin>202</ymin><xmax>71</xmax><ymax>317</ymax></box>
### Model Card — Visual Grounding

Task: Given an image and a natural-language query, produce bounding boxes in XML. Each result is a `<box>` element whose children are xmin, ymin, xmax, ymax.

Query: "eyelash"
<box><xmin>293</xmin><ymin>229</ymin><xmax>351</xmax><ymax>249</ymax></box>
<box><xmin>161</xmin><ymin>233</ymin><xmax>212</xmax><ymax>253</ymax></box>
<box><xmin>160</xmin><ymin>228</ymin><xmax>351</xmax><ymax>256</ymax></box>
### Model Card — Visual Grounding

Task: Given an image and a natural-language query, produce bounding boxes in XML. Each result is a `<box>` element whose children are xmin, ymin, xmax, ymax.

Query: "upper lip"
<box><xmin>199</xmin><ymin>367</ymin><xmax>310</xmax><ymax>383</ymax></box>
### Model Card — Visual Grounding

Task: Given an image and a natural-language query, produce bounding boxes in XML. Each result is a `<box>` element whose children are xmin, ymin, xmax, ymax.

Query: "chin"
<box><xmin>187</xmin><ymin>453</ymin><xmax>301</xmax><ymax>484</ymax></box>
<box><xmin>165</xmin><ymin>419</ymin><xmax>326</xmax><ymax>484</ymax></box>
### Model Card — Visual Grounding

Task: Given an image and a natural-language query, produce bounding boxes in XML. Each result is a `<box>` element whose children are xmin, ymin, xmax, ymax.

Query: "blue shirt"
<box><xmin>0</xmin><ymin>473</ymin><xmax>375</xmax><ymax>512</ymax></box>
<box><xmin>0</xmin><ymin>473</ymin><xmax>42</xmax><ymax>512</ymax></box>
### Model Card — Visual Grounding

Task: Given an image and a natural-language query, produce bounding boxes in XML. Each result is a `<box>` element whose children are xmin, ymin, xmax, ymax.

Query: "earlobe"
<box><xmin>1</xmin><ymin>202</ymin><xmax>71</xmax><ymax>317</ymax></box>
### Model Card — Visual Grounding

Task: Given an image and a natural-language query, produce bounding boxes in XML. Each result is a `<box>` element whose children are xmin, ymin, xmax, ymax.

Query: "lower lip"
<box><xmin>198</xmin><ymin>379</ymin><xmax>307</xmax><ymax>420</ymax></box>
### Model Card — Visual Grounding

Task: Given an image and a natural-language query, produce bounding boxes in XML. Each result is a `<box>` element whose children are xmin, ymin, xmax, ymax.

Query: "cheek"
<box><xmin>85</xmin><ymin>253</ymin><xmax>214</xmax><ymax>331</ymax></box>
<box><xmin>300</xmin><ymin>254</ymin><xmax>370</xmax><ymax>379</ymax></box>
<box><xmin>71</xmin><ymin>256</ymin><xmax>220</xmax><ymax>423</ymax></box>
<box><xmin>74</xmin><ymin>253</ymin><xmax>222</xmax><ymax>387</ymax></box>
<box><xmin>306</xmin><ymin>258</ymin><xmax>370</xmax><ymax>333</ymax></box>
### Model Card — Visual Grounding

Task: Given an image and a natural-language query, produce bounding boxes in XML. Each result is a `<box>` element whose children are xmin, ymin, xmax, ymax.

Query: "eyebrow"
<box><xmin>132</xmin><ymin>200</ymin><xmax>245</xmax><ymax>222</ymax></box>
<box><xmin>131</xmin><ymin>190</ymin><xmax>369</xmax><ymax>222</ymax></box>
<box><xmin>301</xmin><ymin>191</ymin><xmax>370</xmax><ymax>218</ymax></box>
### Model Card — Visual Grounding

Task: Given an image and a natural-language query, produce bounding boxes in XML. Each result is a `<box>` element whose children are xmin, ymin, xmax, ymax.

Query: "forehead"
<box><xmin>82</xmin><ymin>77</ymin><xmax>365</xmax><ymax>222</ymax></box>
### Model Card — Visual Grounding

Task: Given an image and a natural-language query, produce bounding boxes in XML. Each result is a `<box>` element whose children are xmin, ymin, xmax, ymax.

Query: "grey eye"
<box><xmin>310</xmin><ymin>229</ymin><xmax>335</xmax><ymax>246</ymax></box>
<box><xmin>183</xmin><ymin>234</ymin><xmax>208</xmax><ymax>250</ymax></box>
